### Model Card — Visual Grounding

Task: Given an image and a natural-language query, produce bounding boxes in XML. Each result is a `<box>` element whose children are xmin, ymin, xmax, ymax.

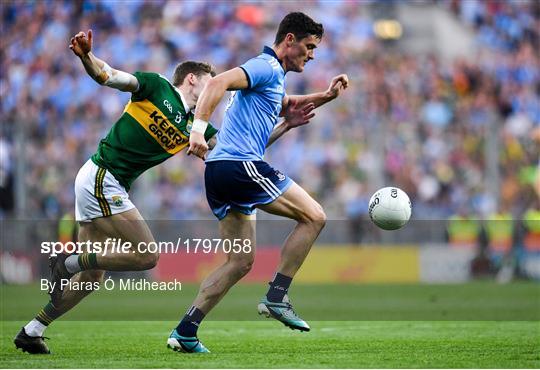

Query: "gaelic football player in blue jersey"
<box><xmin>168</xmin><ymin>12</ymin><xmax>349</xmax><ymax>353</ymax></box>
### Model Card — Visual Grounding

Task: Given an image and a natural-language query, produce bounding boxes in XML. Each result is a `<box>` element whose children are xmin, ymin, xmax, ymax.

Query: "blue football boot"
<box><xmin>257</xmin><ymin>294</ymin><xmax>310</xmax><ymax>332</ymax></box>
<box><xmin>167</xmin><ymin>329</ymin><xmax>210</xmax><ymax>353</ymax></box>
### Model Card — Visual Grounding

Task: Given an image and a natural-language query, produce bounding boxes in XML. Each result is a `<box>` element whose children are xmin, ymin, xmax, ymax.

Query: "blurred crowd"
<box><xmin>1</xmin><ymin>0</ymin><xmax>538</xmax><ymax>221</ymax></box>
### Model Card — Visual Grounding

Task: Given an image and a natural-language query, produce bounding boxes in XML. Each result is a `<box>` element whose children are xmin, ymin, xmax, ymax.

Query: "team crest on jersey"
<box><xmin>275</xmin><ymin>170</ymin><xmax>286</xmax><ymax>181</ymax></box>
<box><xmin>112</xmin><ymin>195</ymin><xmax>123</xmax><ymax>207</ymax></box>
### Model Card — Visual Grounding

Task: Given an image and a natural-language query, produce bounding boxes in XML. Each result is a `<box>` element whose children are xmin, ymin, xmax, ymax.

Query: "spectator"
<box><xmin>1</xmin><ymin>0</ymin><xmax>537</xmax><ymax>222</ymax></box>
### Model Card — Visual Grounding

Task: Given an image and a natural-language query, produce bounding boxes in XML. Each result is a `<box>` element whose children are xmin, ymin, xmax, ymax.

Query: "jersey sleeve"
<box><xmin>131</xmin><ymin>72</ymin><xmax>163</xmax><ymax>101</ymax></box>
<box><xmin>204</xmin><ymin>122</ymin><xmax>218</xmax><ymax>141</ymax></box>
<box><xmin>240</xmin><ymin>57</ymin><xmax>274</xmax><ymax>90</ymax></box>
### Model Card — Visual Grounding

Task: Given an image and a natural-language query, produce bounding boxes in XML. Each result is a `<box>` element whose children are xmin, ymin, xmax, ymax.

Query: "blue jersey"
<box><xmin>207</xmin><ymin>46</ymin><xmax>286</xmax><ymax>162</ymax></box>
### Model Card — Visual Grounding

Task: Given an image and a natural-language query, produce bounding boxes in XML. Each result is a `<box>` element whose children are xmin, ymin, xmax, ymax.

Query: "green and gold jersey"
<box><xmin>91</xmin><ymin>72</ymin><xmax>217</xmax><ymax>191</ymax></box>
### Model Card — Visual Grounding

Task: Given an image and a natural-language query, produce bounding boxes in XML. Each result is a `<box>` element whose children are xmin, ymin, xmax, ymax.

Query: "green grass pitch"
<box><xmin>1</xmin><ymin>282</ymin><xmax>539</xmax><ymax>368</ymax></box>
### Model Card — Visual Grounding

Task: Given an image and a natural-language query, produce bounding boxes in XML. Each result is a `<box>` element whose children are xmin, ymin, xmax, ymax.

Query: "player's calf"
<box><xmin>49</xmin><ymin>253</ymin><xmax>76</xmax><ymax>305</ymax></box>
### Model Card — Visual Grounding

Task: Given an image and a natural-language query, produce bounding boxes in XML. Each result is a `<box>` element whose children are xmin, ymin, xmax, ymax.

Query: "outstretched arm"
<box><xmin>207</xmin><ymin>136</ymin><xmax>217</xmax><ymax>150</ymax></box>
<box><xmin>281</xmin><ymin>74</ymin><xmax>349</xmax><ymax>115</ymax></box>
<box><xmin>69</xmin><ymin>30</ymin><xmax>139</xmax><ymax>93</ymax></box>
<box><xmin>266</xmin><ymin>101</ymin><xmax>316</xmax><ymax>148</ymax></box>
<box><xmin>265</xmin><ymin>121</ymin><xmax>291</xmax><ymax>149</ymax></box>
<box><xmin>188</xmin><ymin>68</ymin><xmax>249</xmax><ymax>159</ymax></box>
<box><xmin>205</xmin><ymin>101</ymin><xmax>315</xmax><ymax>152</ymax></box>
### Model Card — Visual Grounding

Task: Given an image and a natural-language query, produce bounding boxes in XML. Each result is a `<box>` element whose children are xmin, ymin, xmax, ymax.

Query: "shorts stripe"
<box><xmin>95</xmin><ymin>168</ymin><xmax>108</xmax><ymax>216</ymax></box>
<box><xmin>246</xmin><ymin>161</ymin><xmax>281</xmax><ymax>197</ymax></box>
<box><xmin>242</xmin><ymin>162</ymin><xmax>279</xmax><ymax>199</ymax></box>
<box><xmin>98</xmin><ymin>168</ymin><xmax>111</xmax><ymax>216</ymax></box>
<box><xmin>246</xmin><ymin>161</ymin><xmax>281</xmax><ymax>198</ymax></box>
<box><xmin>94</xmin><ymin>167</ymin><xmax>111</xmax><ymax>217</ymax></box>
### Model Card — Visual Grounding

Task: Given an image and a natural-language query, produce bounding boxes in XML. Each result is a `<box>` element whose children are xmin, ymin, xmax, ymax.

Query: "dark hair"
<box><xmin>172</xmin><ymin>61</ymin><xmax>216</xmax><ymax>86</ymax></box>
<box><xmin>274</xmin><ymin>12</ymin><xmax>324</xmax><ymax>45</ymax></box>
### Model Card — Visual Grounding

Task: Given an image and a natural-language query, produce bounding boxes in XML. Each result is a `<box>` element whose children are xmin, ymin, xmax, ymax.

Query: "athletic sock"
<box><xmin>24</xmin><ymin>319</ymin><xmax>47</xmax><ymax>337</ymax></box>
<box><xmin>65</xmin><ymin>253</ymin><xmax>98</xmax><ymax>273</ymax></box>
<box><xmin>266</xmin><ymin>272</ymin><xmax>292</xmax><ymax>303</ymax></box>
<box><xmin>27</xmin><ymin>302</ymin><xmax>63</xmax><ymax>336</ymax></box>
<box><xmin>176</xmin><ymin>306</ymin><xmax>205</xmax><ymax>337</ymax></box>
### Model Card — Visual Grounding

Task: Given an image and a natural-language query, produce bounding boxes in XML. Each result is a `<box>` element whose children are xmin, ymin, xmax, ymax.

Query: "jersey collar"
<box><xmin>174</xmin><ymin>86</ymin><xmax>191</xmax><ymax>114</ymax></box>
<box><xmin>263</xmin><ymin>46</ymin><xmax>285</xmax><ymax>71</ymax></box>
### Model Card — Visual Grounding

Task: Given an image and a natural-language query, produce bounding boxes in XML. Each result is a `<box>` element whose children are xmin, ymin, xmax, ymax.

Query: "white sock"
<box><xmin>65</xmin><ymin>254</ymin><xmax>81</xmax><ymax>273</ymax></box>
<box><xmin>24</xmin><ymin>319</ymin><xmax>47</xmax><ymax>337</ymax></box>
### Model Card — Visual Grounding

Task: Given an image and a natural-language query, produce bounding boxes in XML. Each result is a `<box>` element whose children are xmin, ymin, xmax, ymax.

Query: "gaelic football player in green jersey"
<box><xmin>14</xmin><ymin>30</ymin><xmax>316</xmax><ymax>354</ymax></box>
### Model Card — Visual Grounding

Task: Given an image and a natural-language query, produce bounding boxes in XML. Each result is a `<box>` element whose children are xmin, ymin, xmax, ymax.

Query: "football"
<box><xmin>368</xmin><ymin>187</ymin><xmax>412</xmax><ymax>230</ymax></box>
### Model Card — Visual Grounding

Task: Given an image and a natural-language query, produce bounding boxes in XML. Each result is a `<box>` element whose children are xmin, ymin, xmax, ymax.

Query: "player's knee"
<box><xmin>302</xmin><ymin>203</ymin><xmax>327</xmax><ymax>229</ymax></box>
<box><xmin>231</xmin><ymin>257</ymin><xmax>254</xmax><ymax>278</ymax></box>
<box><xmin>137</xmin><ymin>251</ymin><xmax>160</xmax><ymax>270</ymax></box>
<box><xmin>147</xmin><ymin>252</ymin><xmax>160</xmax><ymax>269</ymax></box>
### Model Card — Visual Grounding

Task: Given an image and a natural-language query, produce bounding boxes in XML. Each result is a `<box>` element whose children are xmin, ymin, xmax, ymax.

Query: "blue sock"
<box><xmin>266</xmin><ymin>272</ymin><xmax>292</xmax><ymax>302</ymax></box>
<box><xmin>176</xmin><ymin>306</ymin><xmax>205</xmax><ymax>337</ymax></box>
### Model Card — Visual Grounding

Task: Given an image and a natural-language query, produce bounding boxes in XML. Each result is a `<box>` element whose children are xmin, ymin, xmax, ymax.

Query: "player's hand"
<box><xmin>187</xmin><ymin>132</ymin><xmax>208</xmax><ymax>160</ymax></box>
<box><xmin>283</xmin><ymin>100</ymin><xmax>316</xmax><ymax>129</ymax></box>
<box><xmin>69</xmin><ymin>30</ymin><xmax>93</xmax><ymax>58</ymax></box>
<box><xmin>326</xmin><ymin>74</ymin><xmax>349</xmax><ymax>100</ymax></box>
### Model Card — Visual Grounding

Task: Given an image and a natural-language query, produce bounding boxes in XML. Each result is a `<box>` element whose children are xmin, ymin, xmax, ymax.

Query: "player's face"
<box><xmin>193</xmin><ymin>73</ymin><xmax>212</xmax><ymax>100</ymax></box>
<box><xmin>286</xmin><ymin>34</ymin><xmax>320</xmax><ymax>73</ymax></box>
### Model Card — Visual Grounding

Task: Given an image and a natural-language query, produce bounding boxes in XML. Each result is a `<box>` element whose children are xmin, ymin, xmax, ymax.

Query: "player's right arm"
<box><xmin>188</xmin><ymin>68</ymin><xmax>249</xmax><ymax>159</ymax></box>
<box><xmin>69</xmin><ymin>30</ymin><xmax>139</xmax><ymax>93</ymax></box>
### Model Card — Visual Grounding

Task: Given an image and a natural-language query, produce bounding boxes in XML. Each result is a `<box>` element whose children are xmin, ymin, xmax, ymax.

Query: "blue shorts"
<box><xmin>205</xmin><ymin>160</ymin><xmax>293</xmax><ymax>220</ymax></box>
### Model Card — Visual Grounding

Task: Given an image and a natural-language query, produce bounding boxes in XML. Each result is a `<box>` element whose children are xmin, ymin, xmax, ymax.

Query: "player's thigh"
<box><xmin>258</xmin><ymin>182</ymin><xmax>326</xmax><ymax>223</ymax></box>
<box><xmin>78</xmin><ymin>219</ymin><xmax>106</xmax><ymax>245</ymax></box>
<box><xmin>219</xmin><ymin>211</ymin><xmax>256</xmax><ymax>264</ymax></box>
<box><xmin>87</xmin><ymin>208</ymin><xmax>155</xmax><ymax>245</ymax></box>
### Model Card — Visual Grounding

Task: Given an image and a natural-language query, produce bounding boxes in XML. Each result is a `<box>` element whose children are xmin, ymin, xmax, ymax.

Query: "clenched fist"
<box><xmin>326</xmin><ymin>74</ymin><xmax>349</xmax><ymax>100</ymax></box>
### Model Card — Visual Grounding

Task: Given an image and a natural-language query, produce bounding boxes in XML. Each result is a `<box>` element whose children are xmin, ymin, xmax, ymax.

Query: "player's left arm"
<box><xmin>281</xmin><ymin>74</ymin><xmax>349</xmax><ymax>115</ymax></box>
<box><xmin>266</xmin><ymin>101</ymin><xmax>316</xmax><ymax>148</ymax></box>
<box><xmin>69</xmin><ymin>30</ymin><xmax>139</xmax><ymax>93</ymax></box>
<box><xmin>205</xmin><ymin>101</ymin><xmax>316</xmax><ymax>150</ymax></box>
<box><xmin>207</xmin><ymin>136</ymin><xmax>217</xmax><ymax>150</ymax></box>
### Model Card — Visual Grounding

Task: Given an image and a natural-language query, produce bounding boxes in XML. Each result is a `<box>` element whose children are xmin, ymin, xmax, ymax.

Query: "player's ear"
<box><xmin>285</xmin><ymin>33</ymin><xmax>295</xmax><ymax>47</ymax></box>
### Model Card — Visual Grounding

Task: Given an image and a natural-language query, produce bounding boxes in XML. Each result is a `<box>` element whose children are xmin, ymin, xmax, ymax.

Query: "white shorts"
<box><xmin>74</xmin><ymin>159</ymin><xmax>135</xmax><ymax>222</ymax></box>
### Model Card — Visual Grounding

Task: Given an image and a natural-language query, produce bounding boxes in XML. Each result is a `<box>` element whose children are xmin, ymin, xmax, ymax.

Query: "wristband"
<box><xmin>191</xmin><ymin>119</ymin><xmax>208</xmax><ymax>134</ymax></box>
<box><xmin>98</xmin><ymin>62</ymin><xmax>114</xmax><ymax>84</ymax></box>
<box><xmin>101</xmin><ymin>63</ymin><xmax>135</xmax><ymax>89</ymax></box>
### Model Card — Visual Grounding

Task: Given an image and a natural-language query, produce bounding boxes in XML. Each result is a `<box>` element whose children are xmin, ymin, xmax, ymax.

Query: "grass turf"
<box><xmin>2</xmin><ymin>282</ymin><xmax>539</xmax><ymax>321</ymax></box>
<box><xmin>1</xmin><ymin>282</ymin><xmax>539</xmax><ymax>368</ymax></box>
<box><xmin>1</xmin><ymin>321</ymin><xmax>539</xmax><ymax>368</ymax></box>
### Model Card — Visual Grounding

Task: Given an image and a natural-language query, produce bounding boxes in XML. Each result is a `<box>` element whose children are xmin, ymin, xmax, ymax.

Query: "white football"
<box><xmin>368</xmin><ymin>187</ymin><xmax>412</xmax><ymax>230</ymax></box>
